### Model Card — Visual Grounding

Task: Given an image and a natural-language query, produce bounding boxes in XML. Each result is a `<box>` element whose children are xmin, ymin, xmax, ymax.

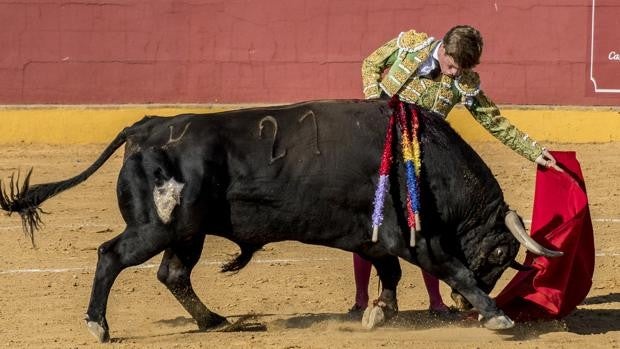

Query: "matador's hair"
<box><xmin>443</xmin><ymin>25</ymin><xmax>483</xmax><ymax>70</ymax></box>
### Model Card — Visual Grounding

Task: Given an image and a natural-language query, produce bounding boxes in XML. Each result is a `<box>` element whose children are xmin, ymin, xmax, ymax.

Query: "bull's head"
<box><xmin>455</xmin><ymin>209</ymin><xmax>563</xmax><ymax>309</ymax></box>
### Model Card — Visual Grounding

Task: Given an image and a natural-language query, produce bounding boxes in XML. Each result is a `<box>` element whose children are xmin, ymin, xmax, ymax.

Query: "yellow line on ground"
<box><xmin>0</xmin><ymin>104</ymin><xmax>618</xmax><ymax>144</ymax></box>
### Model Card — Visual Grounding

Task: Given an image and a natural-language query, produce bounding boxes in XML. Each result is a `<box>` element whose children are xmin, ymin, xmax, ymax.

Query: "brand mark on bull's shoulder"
<box><xmin>298</xmin><ymin>110</ymin><xmax>321</xmax><ymax>155</ymax></box>
<box><xmin>164</xmin><ymin>122</ymin><xmax>191</xmax><ymax>148</ymax></box>
<box><xmin>259</xmin><ymin>115</ymin><xmax>287</xmax><ymax>164</ymax></box>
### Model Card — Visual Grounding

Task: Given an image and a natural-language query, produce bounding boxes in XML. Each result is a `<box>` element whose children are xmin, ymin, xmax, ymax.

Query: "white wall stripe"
<box><xmin>590</xmin><ymin>0</ymin><xmax>620</xmax><ymax>93</ymax></box>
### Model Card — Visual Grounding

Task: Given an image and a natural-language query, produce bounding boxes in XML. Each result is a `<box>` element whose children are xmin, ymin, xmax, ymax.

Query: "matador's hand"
<box><xmin>535</xmin><ymin>149</ymin><xmax>563</xmax><ymax>172</ymax></box>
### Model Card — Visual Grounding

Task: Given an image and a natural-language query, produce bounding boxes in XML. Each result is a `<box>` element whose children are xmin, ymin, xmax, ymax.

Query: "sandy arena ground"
<box><xmin>0</xmin><ymin>141</ymin><xmax>618</xmax><ymax>348</ymax></box>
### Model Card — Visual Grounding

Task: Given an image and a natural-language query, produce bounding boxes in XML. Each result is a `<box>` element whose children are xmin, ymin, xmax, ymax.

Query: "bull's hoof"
<box><xmin>361</xmin><ymin>305</ymin><xmax>385</xmax><ymax>329</ymax></box>
<box><xmin>483</xmin><ymin>315</ymin><xmax>515</xmax><ymax>330</ymax></box>
<box><xmin>86</xmin><ymin>320</ymin><xmax>110</xmax><ymax>343</ymax></box>
<box><xmin>198</xmin><ymin>312</ymin><xmax>230</xmax><ymax>331</ymax></box>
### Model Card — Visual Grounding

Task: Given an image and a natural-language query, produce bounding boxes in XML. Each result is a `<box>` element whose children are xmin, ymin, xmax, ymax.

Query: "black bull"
<box><xmin>0</xmin><ymin>99</ymin><xmax>561</xmax><ymax>342</ymax></box>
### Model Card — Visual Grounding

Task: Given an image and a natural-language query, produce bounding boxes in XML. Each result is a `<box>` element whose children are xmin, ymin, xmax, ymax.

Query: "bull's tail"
<box><xmin>0</xmin><ymin>128</ymin><xmax>130</xmax><ymax>243</ymax></box>
<box><xmin>220</xmin><ymin>242</ymin><xmax>263</xmax><ymax>273</ymax></box>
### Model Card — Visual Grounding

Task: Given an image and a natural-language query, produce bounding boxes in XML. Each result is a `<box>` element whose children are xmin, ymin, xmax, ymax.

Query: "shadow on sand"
<box><xmin>114</xmin><ymin>292</ymin><xmax>619</xmax><ymax>343</ymax></box>
<box><xmin>266</xmin><ymin>292</ymin><xmax>620</xmax><ymax>339</ymax></box>
<box><xmin>500</xmin><ymin>292</ymin><xmax>620</xmax><ymax>339</ymax></box>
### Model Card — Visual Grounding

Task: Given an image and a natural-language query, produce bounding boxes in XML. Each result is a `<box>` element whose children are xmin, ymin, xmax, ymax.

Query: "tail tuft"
<box><xmin>0</xmin><ymin>168</ymin><xmax>42</xmax><ymax>245</ymax></box>
<box><xmin>0</xmin><ymin>126</ymin><xmax>129</xmax><ymax>246</ymax></box>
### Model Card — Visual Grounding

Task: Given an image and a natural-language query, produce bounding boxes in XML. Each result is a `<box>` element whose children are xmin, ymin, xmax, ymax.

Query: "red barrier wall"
<box><xmin>0</xmin><ymin>0</ymin><xmax>618</xmax><ymax>105</ymax></box>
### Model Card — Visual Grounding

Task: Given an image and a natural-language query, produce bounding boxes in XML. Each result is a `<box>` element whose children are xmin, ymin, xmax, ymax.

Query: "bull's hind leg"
<box><xmin>157</xmin><ymin>236</ymin><xmax>228</xmax><ymax>330</ymax></box>
<box><xmin>361</xmin><ymin>255</ymin><xmax>401</xmax><ymax>329</ymax></box>
<box><xmin>85</xmin><ymin>224</ymin><xmax>173</xmax><ymax>342</ymax></box>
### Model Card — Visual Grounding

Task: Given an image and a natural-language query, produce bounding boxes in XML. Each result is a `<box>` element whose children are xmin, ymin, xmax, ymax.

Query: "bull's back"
<box><xmin>219</xmin><ymin>100</ymin><xmax>391</xmax><ymax>242</ymax></box>
<box><xmin>122</xmin><ymin>100</ymin><xmax>391</xmax><ymax>242</ymax></box>
<box><xmin>121</xmin><ymin>100</ymin><xmax>503</xmax><ymax>245</ymax></box>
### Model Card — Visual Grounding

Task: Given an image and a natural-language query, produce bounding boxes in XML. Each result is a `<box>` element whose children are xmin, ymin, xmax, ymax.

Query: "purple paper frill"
<box><xmin>371</xmin><ymin>174</ymin><xmax>390</xmax><ymax>228</ymax></box>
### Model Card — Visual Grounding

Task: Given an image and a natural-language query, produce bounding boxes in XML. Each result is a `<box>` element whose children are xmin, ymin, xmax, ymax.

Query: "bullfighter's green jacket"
<box><xmin>361</xmin><ymin>30</ymin><xmax>544</xmax><ymax>162</ymax></box>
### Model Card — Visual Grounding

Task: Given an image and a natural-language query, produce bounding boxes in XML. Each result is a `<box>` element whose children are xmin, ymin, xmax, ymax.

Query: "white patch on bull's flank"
<box><xmin>153</xmin><ymin>177</ymin><xmax>184</xmax><ymax>224</ymax></box>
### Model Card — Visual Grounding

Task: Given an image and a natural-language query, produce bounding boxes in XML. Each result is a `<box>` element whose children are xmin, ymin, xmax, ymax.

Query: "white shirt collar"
<box><xmin>432</xmin><ymin>41</ymin><xmax>442</xmax><ymax>61</ymax></box>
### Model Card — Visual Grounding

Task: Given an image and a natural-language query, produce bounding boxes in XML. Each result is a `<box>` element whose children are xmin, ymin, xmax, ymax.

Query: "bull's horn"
<box><xmin>505</xmin><ymin>211</ymin><xmax>564</xmax><ymax>257</ymax></box>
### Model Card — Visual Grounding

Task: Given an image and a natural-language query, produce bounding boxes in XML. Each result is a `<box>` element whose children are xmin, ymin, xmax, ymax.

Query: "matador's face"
<box><xmin>438</xmin><ymin>44</ymin><xmax>463</xmax><ymax>78</ymax></box>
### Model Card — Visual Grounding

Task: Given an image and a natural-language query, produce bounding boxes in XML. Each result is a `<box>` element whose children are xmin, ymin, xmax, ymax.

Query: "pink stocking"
<box><xmin>353</xmin><ymin>253</ymin><xmax>372</xmax><ymax>308</ymax></box>
<box><xmin>422</xmin><ymin>270</ymin><xmax>448</xmax><ymax>311</ymax></box>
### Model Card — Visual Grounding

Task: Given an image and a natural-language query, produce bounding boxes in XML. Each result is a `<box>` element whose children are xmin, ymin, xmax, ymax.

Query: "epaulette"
<box><xmin>455</xmin><ymin>70</ymin><xmax>481</xmax><ymax>97</ymax></box>
<box><xmin>396</xmin><ymin>30</ymin><xmax>434</xmax><ymax>53</ymax></box>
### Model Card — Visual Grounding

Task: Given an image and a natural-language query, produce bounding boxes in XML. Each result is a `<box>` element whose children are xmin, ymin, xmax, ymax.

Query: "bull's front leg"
<box><xmin>361</xmin><ymin>255</ymin><xmax>401</xmax><ymax>329</ymax></box>
<box><xmin>430</xmin><ymin>260</ymin><xmax>514</xmax><ymax>330</ymax></box>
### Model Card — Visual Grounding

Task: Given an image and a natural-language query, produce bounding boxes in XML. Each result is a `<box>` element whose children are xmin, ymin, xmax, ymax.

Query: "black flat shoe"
<box><xmin>347</xmin><ymin>304</ymin><xmax>366</xmax><ymax>320</ymax></box>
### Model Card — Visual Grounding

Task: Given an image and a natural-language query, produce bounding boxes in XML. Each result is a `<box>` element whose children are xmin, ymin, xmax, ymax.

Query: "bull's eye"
<box><xmin>495</xmin><ymin>248</ymin><xmax>503</xmax><ymax>258</ymax></box>
<box><xmin>488</xmin><ymin>247</ymin><xmax>505</xmax><ymax>263</ymax></box>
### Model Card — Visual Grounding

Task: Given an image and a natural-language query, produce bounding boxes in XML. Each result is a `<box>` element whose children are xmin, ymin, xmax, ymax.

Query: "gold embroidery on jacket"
<box><xmin>396</xmin><ymin>30</ymin><xmax>434</xmax><ymax>52</ymax></box>
<box><xmin>455</xmin><ymin>70</ymin><xmax>481</xmax><ymax>97</ymax></box>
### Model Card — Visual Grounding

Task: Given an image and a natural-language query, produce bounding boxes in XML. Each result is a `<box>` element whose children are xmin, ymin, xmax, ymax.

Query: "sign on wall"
<box><xmin>590</xmin><ymin>0</ymin><xmax>620</xmax><ymax>93</ymax></box>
